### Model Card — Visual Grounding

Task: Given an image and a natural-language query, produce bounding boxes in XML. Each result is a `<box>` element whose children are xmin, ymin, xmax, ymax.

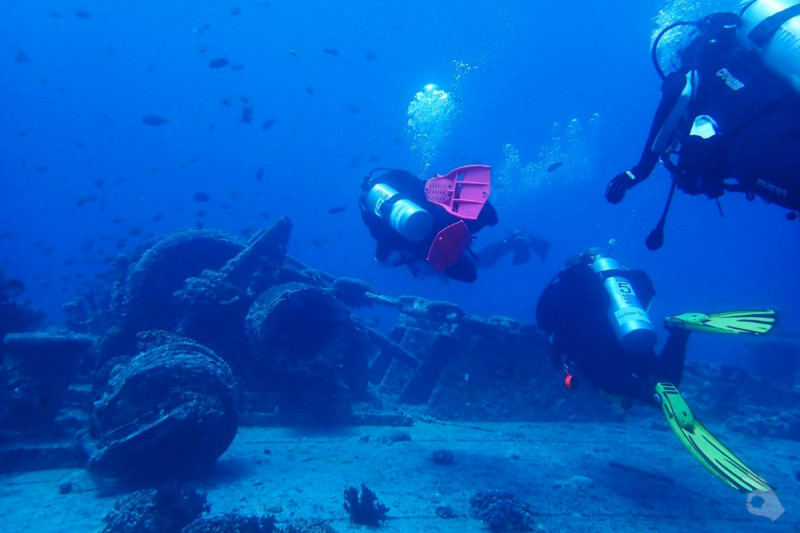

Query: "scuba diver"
<box><xmin>605</xmin><ymin>2</ymin><xmax>800</xmax><ymax>249</ymax></box>
<box><xmin>474</xmin><ymin>230</ymin><xmax>550</xmax><ymax>268</ymax></box>
<box><xmin>536</xmin><ymin>248</ymin><xmax>777</xmax><ymax>494</ymax></box>
<box><xmin>359</xmin><ymin>165</ymin><xmax>498</xmax><ymax>282</ymax></box>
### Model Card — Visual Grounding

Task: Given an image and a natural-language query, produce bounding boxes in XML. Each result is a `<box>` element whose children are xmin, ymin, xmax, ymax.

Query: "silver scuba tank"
<box><xmin>591</xmin><ymin>256</ymin><xmax>658</xmax><ymax>353</ymax></box>
<box><xmin>365</xmin><ymin>183</ymin><xmax>433</xmax><ymax>242</ymax></box>
<box><xmin>739</xmin><ymin>0</ymin><xmax>800</xmax><ymax>94</ymax></box>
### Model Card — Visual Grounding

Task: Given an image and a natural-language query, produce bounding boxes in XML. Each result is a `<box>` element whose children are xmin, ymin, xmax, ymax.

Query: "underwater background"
<box><xmin>3</xmin><ymin>0</ymin><xmax>798</xmax><ymax>364</ymax></box>
<box><xmin>1</xmin><ymin>1</ymin><xmax>799</xmax><ymax>531</ymax></box>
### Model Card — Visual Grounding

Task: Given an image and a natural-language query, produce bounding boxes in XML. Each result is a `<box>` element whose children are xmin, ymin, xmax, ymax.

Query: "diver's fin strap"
<box><xmin>424</xmin><ymin>165</ymin><xmax>491</xmax><ymax>220</ymax></box>
<box><xmin>748</xmin><ymin>4</ymin><xmax>800</xmax><ymax>48</ymax></box>
<box><xmin>655</xmin><ymin>383</ymin><xmax>772</xmax><ymax>493</ymax></box>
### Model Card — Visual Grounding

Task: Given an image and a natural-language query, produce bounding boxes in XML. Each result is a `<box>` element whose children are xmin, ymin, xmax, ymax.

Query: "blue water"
<box><xmin>2</xmin><ymin>1</ymin><xmax>797</xmax><ymax>360</ymax></box>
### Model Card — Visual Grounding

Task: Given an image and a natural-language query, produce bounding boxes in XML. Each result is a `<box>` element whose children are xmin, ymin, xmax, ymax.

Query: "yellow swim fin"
<box><xmin>664</xmin><ymin>309</ymin><xmax>775</xmax><ymax>335</ymax></box>
<box><xmin>655</xmin><ymin>382</ymin><xmax>772</xmax><ymax>493</ymax></box>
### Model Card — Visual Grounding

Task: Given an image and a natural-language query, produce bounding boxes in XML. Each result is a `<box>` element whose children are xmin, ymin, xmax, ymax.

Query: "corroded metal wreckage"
<box><xmin>0</xmin><ymin>218</ymin><xmax>797</xmax><ymax>479</ymax></box>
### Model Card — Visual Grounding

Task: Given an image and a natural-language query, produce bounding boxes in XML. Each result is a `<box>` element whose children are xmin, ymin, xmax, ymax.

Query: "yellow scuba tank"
<box><xmin>739</xmin><ymin>0</ymin><xmax>800</xmax><ymax>94</ymax></box>
<box><xmin>591</xmin><ymin>256</ymin><xmax>658</xmax><ymax>353</ymax></box>
<box><xmin>364</xmin><ymin>183</ymin><xmax>433</xmax><ymax>242</ymax></box>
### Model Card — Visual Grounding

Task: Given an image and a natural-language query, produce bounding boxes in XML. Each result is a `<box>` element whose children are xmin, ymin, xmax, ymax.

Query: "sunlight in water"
<box><xmin>493</xmin><ymin>113</ymin><xmax>601</xmax><ymax>209</ymax></box>
<box><xmin>406</xmin><ymin>83</ymin><xmax>455</xmax><ymax>177</ymax></box>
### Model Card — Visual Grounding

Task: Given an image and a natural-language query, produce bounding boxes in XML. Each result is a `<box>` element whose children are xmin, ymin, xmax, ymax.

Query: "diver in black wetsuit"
<box><xmin>474</xmin><ymin>230</ymin><xmax>550</xmax><ymax>268</ymax></box>
<box><xmin>535</xmin><ymin>249</ymin><xmax>689</xmax><ymax>407</ymax></box>
<box><xmin>536</xmin><ymin>248</ymin><xmax>780</xmax><ymax>494</ymax></box>
<box><xmin>606</xmin><ymin>8</ymin><xmax>800</xmax><ymax>247</ymax></box>
<box><xmin>359</xmin><ymin>167</ymin><xmax>498</xmax><ymax>282</ymax></box>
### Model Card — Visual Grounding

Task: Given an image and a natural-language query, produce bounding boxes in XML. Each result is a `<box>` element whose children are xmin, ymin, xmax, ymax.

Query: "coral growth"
<box><xmin>101</xmin><ymin>485</ymin><xmax>209</xmax><ymax>533</ymax></box>
<box><xmin>430</xmin><ymin>449</ymin><xmax>455</xmax><ymax>465</ymax></box>
<box><xmin>343</xmin><ymin>484</ymin><xmax>389</xmax><ymax>526</ymax></box>
<box><xmin>469</xmin><ymin>490</ymin><xmax>536</xmax><ymax>532</ymax></box>
<box><xmin>182</xmin><ymin>513</ymin><xmax>277</xmax><ymax>533</ymax></box>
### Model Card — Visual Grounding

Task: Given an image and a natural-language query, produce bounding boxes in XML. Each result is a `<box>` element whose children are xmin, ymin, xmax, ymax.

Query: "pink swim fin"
<box><xmin>424</xmin><ymin>165</ymin><xmax>491</xmax><ymax>220</ymax></box>
<box><xmin>426</xmin><ymin>221</ymin><xmax>471</xmax><ymax>271</ymax></box>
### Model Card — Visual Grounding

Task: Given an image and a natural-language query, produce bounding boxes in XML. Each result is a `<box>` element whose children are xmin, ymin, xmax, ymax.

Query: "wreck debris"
<box><xmin>88</xmin><ymin>333</ymin><xmax>237</xmax><ymax>483</ymax></box>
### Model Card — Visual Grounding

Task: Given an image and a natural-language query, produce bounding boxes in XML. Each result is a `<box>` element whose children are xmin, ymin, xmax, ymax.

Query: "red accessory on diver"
<box><xmin>564</xmin><ymin>373</ymin><xmax>576</xmax><ymax>391</ymax></box>
<box><xmin>426</xmin><ymin>221</ymin><xmax>471</xmax><ymax>271</ymax></box>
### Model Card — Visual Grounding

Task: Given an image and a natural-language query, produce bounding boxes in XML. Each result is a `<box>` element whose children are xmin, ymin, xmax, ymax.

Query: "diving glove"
<box><xmin>605</xmin><ymin>170</ymin><xmax>639</xmax><ymax>204</ymax></box>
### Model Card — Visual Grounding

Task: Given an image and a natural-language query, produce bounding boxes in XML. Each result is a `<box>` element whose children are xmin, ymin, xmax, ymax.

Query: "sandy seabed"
<box><xmin>1</xmin><ymin>419</ymin><xmax>797</xmax><ymax>532</ymax></box>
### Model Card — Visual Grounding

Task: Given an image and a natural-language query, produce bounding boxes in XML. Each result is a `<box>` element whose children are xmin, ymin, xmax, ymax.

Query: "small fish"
<box><xmin>306</xmin><ymin>87</ymin><xmax>314</xmax><ymax>96</ymax></box>
<box><xmin>289</xmin><ymin>49</ymin><xmax>300</xmax><ymax>58</ymax></box>
<box><xmin>153</xmin><ymin>212</ymin><xmax>164</xmax><ymax>222</ymax></box>
<box><xmin>255</xmin><ymin>167</ymin><xmax>264</xmax><ymax>181</ymax></box>
<box><xmin>208</xmin><ymin>58</ymin><xmax>229</xmax><ymax>68</ymax></box>
<box><xmin>219</xmin><ymin>96</ymin><xmax>233</xmax><ymax>106</ymax></box>
<box><xmin>323</xmin><ymin>47</ymin><xmax>339</xmax><ymax>56</ymax></box>
<box><xmin>230</xmin><ymin>7</ymin><xmax>242</xmax><ymax>15</ymax></box>
<box><xmin>787</xmin><ymin>212</ymin><xmax>798</xmax><ymax>221</ymax></box>
<box><xmin>75</xmin><ymin>194</ymin><xmax>99</xmax><ymax>206</ymax></box>
<box><xmin>15</xmin><ymin>50</ymin><xmax>29</xmax><ymax>64</ymax></box>
<box><xmin>194</xmin><ymin>191</ymin><xmax>211</xmax><ymax>202</ymax></box>
<box><xmin>231</xmin><ymin>64</ymin><xmax>245</xmax><ymax>71</ymax></box>
<box><xmin>194</xmin><ymin>23</ymin><xmax>211</xmax><ymax>34</ymax></box>
<box><xmin>5</xmin><ymin>279</ymin><xmax>25</xmax><ymax>293</ymax></box>
<box><xmin>48</xmin><ymin>11</ymin><xmax>64</xmax><ymax>19</ymax></box>
<box><xmin>141</xmin><ymin>115</ymin><xmax>169</xmax><ymax>126</ymax></box>
<box><xmin>196</xmin><ymin>209</ymin><xmax>209</xmax><ymax>217</ymax></box>
<box><xmin>261</xmin><ymin>118</ymin><xmax>276</xmax><ymax>130</ymax></box>
<box><xmin>546</xmin><ymin>161</ymin><xmax>563</xmax><ymax>172</ymax></box>
<box><xmin>74</xmin><ymin>9</ymin><xmax>92</xmax><ymax>18</ymax></box>
<box><xmin>196</xmin><ymin>44</ymin><xmax>208</xmax><ymax>54</ymax></box>
<box><xmin>241</xmin><ymin>103</ymin><xmax>253</xmax><ymax>123</ymax></box>
<box><xmin>364</xmin><ymin>52</ymin><xmax>377</xmax><ymax>61</ymax></box>
<box><xmin>328</xmin><ymin>206</ymin><xmax>346</xmax><ymax>214</ymax></box>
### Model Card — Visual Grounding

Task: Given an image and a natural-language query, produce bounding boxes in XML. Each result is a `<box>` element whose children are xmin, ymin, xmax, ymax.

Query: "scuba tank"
<box><xmin>590</xmin><ymin>256</ymin><xmax>658</xmax><ymax>353</ymax></box>
<box><xmin>739</xmin><ymin>0</ymin><xmax>800</xmax><ymax>94</ymax></box>
<box><xmin>364</xmin><ymin>182</ymin><xmax>433</xmax><ymax>242</ymax></box>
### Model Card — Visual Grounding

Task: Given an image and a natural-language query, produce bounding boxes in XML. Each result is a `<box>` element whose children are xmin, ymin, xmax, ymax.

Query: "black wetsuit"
<box><xmin>618</xmin><ymin>14</ymin><xmax>800</xmax><ymax>210</ymax></box>
<box><xmin>536</xmin><ymin>263</ymin><xmax>689</xmax><ymax>407</ymax></box>
<box><xmin>474</xmin><ymin>231</ymin><xmax>550</xmax><ymax>267</ymax></box>
<box><xmin>359</xmin><ymin>169</ymin><xmax>498</xmax><ymax>282</ymax></box>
